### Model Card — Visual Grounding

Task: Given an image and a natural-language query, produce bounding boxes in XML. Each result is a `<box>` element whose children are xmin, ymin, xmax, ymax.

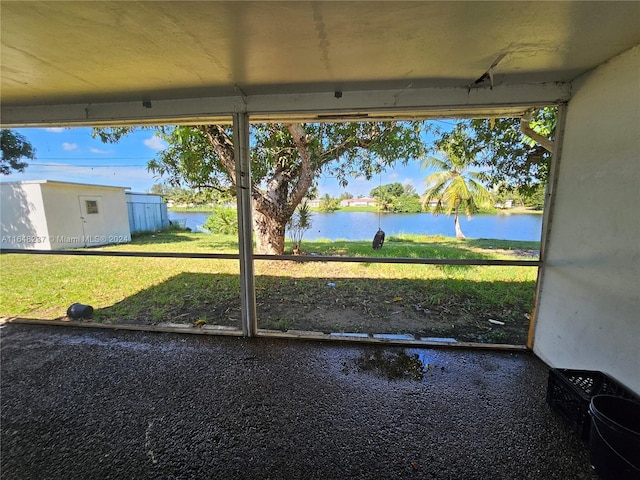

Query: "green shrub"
<box><xmin>287</xmin><ymin>200</ymin><xmax>313</xmax><ymax>254</ymax></box>
<box><xmin>203</xmin><ymin>206</ymin><xmax>238</xmax><ymax>235</ymax></box>
<box><xmin>392</xmin><ymin>195</ymin><xmax>422</xmax><ymax>213</ymax></box>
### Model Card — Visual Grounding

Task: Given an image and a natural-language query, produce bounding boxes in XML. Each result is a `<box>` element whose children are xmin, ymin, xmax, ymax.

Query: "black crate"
<box><xmin>546</xmin><ymin>368</ymin><xmax>637</xmax><ymax>442</ymax></box>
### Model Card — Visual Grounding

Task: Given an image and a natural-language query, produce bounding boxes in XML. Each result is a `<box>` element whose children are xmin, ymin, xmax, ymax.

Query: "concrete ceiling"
<box><xmin>1</xmin><ymin>1</ymin><xmax>639</xmax><ymax>125</ymax></box>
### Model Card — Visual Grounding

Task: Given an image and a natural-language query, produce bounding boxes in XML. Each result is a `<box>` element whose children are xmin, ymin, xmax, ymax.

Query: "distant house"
<box><xmin>495</xmin><ymin>199</ymin><xmax>515</xmax><ymax>209</ymax></box>
<box><xmin>0</xmin><ymin>180</ymin><xmax>131</xmax><ymax>250</ymax></box>
<box><xmin>305</xmin><ymin>199</ymin><xmax>322</xmax><ymax>208</ymax></box>
<box><xmin>340</xmin><ymin>197</ymin><xmax>377</xmax><ymax>207</ymax></box>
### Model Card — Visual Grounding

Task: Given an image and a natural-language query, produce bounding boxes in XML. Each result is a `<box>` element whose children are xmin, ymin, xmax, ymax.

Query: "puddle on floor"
<box><xmin>346</xmin><ymin>349</ymin><xmax>444</xmax><ymax>381</ymax></box>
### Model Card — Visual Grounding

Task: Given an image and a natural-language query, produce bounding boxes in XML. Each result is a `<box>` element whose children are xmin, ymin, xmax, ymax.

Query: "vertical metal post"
<box><xmin>233</xmin><ymin>112</ymin><xmax>258</xmax><ymax>337</ymax></box>
<box><xmin>527</xmin><ymin>103</ymin><xmax>568</xmax><ymax>349</ymax></box>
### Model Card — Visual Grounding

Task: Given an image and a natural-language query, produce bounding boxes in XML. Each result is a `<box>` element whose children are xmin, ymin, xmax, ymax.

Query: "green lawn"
<box><xmin>0</xmin><ymin>231</ymin><xmax>539</xmax><ymax>344</ymax></box>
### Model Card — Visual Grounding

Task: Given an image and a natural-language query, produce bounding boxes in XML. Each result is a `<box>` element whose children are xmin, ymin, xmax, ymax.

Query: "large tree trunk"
<box><xmin>199</xmin><ymin>123</ymin><xmax>319</xmax><ymax>255</ymax></box>
<box><xmin>252</xmin><ymin>208</ymin><xmax>287</xmax><ymax>255</ymax></box>
<box><xmin>250</xmin><ymin>123</ymin><xmax>317</xmax><ymax>255</ymax></box>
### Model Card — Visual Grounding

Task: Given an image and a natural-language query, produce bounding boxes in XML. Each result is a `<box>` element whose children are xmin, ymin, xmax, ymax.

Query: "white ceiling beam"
<box><xmin>0</xmin><ymin>82</ymin><xmax>571</xmax><ymax>127</ymax></box>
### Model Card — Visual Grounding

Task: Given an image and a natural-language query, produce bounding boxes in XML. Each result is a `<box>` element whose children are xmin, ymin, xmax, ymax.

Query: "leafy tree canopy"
<box><xmin>149</xmin><ymin>183</ymin><xmax>232</xmax><ymax>205</ymax></box>
<box><xmin>423</xmin><ymin>128</ymin><xmax>493</xmax><ymax>238</ymax></box>
<box><xmin>370</xmin><ymin>182</ymin><xmax>421</xmax><ymax>213</ymax></box>
<box><xmin>1</xmin><ymin>129</ymin><xmax>36</xmax><ymax>175</ymax></box>
<box><xmin>318</xmin><ymin>194</ymin><xmax>341</xmax><ymax>212</ymax></box>
<box><xmin>370</xmin><ymin>182</ymin><xmax>405</xmax><ymax>200</ymax></box>
<box><xmin>436</xmin><ymin>107</ymin><xmax>556</xmax><ymax>195</ymax></box>
<box><xmin>94</xmin><ymin>121</ymin><xmax>425</xmax><ymax>254</ymax></box>
<box><xmin>392</xmin><ymin>194</ymin><xmax>422</xmax><ymax>213</ymax></box>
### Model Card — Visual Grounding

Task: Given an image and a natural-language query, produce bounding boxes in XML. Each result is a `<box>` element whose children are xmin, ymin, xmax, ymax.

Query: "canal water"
<box><xmin>169</xmin><ymin>211</ymin><xmax>543</xmax><ymax>242</ymax></box>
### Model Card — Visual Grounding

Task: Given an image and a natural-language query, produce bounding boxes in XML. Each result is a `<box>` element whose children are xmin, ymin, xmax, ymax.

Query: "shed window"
<box><xmin>85</xmin><ymin>200</ymin><xmax>99</xmax><ymax>214</ymax></box>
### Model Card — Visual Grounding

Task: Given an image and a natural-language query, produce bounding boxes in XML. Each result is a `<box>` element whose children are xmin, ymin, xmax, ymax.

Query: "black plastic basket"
<box><xmin>546</xmin><ymin>369</ymin><xmax>637</xmax><ymax>442</ymax></box>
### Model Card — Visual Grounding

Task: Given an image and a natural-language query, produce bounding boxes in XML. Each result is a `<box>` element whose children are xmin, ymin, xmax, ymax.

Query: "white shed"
<box><xmin>0</xmin><ymin>180</ymin><xmax>131</xmax><ymax>250</ymax></box>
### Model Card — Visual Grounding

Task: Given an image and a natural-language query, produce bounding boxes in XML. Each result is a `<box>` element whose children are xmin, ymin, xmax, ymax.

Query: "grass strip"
<box><xmin>1</xmin><ymin>231</ymin><xmax>539</xmax><ymax>344</ymax></box>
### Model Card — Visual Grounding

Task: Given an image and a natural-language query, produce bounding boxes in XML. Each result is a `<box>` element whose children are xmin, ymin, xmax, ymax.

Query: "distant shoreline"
<box><xmin>169</xmin><ymin>206</ymin><xmax>543</xmax><ymax>215</ymax></box>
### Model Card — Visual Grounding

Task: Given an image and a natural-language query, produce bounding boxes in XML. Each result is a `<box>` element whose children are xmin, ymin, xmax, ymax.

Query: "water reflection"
<box><xmin>349</xmin><ymin>349</ymin><xmax>443</xmax><ymax>381</ymax></box>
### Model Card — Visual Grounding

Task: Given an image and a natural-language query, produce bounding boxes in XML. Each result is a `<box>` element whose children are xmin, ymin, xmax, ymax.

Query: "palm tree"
<box><xmin>422</xmin><ymin>130</ymin><xmax>493</xmax><ymax>239</ymax></box>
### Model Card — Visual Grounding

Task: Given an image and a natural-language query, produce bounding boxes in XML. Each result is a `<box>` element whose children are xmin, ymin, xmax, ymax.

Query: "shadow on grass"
<box><xmin>130</xmin><ymin>231</ymin><xmax>199</xmax><ymax>244</ymax></box>
<box><xmin>94</xmin><ymin>272</ymin><xmax>535</xmax><ymax>345</ymax></box>
<box><xmin>94</xmin><ymin>272</ymin><xmax>241</xmax><ymax>327</ymax></box>
<box><xmin>125</xmin><ymin>231</ymin><xmax>239</xmax><ymax>252</ymax></box>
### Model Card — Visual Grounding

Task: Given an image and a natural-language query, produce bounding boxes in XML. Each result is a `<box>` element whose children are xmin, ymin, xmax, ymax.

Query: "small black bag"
<box><xmin>372</xmin><ymin>228</ymin><xmax>385</xmax><ymax>250</ymax></box>
<box><xmin>67</xmin><ymin>303</ymin><xmax>94</xmax><ymax>320</ymax></box>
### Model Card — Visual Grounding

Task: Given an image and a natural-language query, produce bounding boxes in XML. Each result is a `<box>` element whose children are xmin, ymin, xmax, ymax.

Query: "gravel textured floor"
<box><xmin>1</xmin><ymin>324</ymin><xmax>597</xmax><ymax>480</ymax></box>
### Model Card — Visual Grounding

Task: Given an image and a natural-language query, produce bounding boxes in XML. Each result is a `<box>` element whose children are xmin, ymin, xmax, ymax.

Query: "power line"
<box><xmin>34</xmin><ymin>157</ymin><xmax>150</xmax><ymax>160</ymax></box>
<box><xmin>26</xmin><ymin>163</ymin><xmax>148</xmax><ymax>168</ymax></box>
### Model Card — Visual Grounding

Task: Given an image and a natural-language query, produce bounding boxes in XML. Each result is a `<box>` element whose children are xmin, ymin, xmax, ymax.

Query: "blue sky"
<box><xmin>4</xmin><ymin>125</ymin><xmax>450</xmax><ymax>197</ymax></box>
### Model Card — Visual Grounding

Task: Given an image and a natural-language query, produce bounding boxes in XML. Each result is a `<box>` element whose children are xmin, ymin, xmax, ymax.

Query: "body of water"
<box><xmin>169</xmin><ymin>211</ymin><xmax>543</xmax><ymax>242</ymax></box>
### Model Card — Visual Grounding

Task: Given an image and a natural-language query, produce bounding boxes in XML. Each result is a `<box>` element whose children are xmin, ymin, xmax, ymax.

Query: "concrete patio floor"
<box><xmin>1</xmin><ymin>323</ymin><xmax>597</xmax><ymax>479</ymax></box>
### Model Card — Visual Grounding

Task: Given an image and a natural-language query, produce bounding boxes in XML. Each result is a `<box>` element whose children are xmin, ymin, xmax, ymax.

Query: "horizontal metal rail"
<box><xmin>0</xmin><ymin>249</ymin><xmax>240</xmax><ymax>260</ymax></box>
<box><xmin>0</xmin><ymin>249</ymin><xmax>540</xmax><ymax>267</ymax></box>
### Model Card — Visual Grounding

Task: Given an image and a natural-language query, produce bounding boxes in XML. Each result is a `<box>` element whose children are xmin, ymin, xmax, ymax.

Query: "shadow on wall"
<box><xmin>0</xmin><ymin>184</ymin><xmax>38</xmax><ymax>246</ymax></box>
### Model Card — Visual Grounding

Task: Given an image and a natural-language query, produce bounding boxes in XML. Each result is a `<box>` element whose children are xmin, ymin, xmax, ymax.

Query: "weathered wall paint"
<box><xmin>126</xmin><ymin>193</ymin><xmax>169</xmax><ymax>233</ymax></box>
<box><xmin>534</xmin><ymin>46</ymin><xmax>640</xmax><ymax>394</ymax></box>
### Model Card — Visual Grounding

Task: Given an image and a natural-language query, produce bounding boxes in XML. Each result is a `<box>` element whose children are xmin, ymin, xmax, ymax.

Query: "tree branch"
<box><xmin>195</xmin><ymin>126</ymin><xmax>237</xmax><ymax>183</ymax></box>
<box><xmin>286</xmin><ymin>124</ymin><xmax>316</xmax><ymax>215</ymax></box>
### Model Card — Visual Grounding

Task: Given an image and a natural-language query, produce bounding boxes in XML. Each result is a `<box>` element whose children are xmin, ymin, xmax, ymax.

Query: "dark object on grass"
<box><xmin>67</xmin><ymin>303</ymin><xmax>94</xmax><ymax>320</ymax></box>
<box><xmin>372</xmin><ymin>228</ymin><xmax>385</xmax><ymax>250</ymax></box>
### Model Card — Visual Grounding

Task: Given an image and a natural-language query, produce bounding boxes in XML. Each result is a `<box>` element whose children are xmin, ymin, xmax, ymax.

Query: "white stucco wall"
<box><xmin>41</xmin><ymin>182</ymin><xmax>131</xmax><ymax>249</ymax></box>
<box><xmin>0</xmin><ymin>182</ymin><xmax>52</xmax><ymax>249</ymax></box>
<box><xmin>1</xmin><ymin>181</ymin><xmax>131</xmax><ymax>250</ymax></box>
<box><xmin>534</xmin><ymin>46</ymin><xmax>640</xmax><ymax>394</ymax></box>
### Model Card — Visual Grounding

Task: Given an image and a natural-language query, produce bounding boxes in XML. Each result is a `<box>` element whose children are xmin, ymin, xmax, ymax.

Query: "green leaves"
<box><xmin>1</xmin><ymin>129</ymin><xmax>36</xmax><ymax>175</ymax></box>
<box><xmin>91</xmin><ymin>126</ymin><xmax>140</xmax><ymax>143</ymax></box>
<box><xmin>287</xmin><ymin>200</ymin><xmax>313</xmax><ymax>253</ymax></box>
<box><xmin>93</xmin><ymin>120</ymin><xmax>425</xmax><ymax>253</ymax></box>
<box><xmin>370</xmin><ymin>182</ymin><xmax>422</xmax><ymax>213</ymax></box>
<box><xmin>465</xmin><ymin>108</ymin><xmax>556</xmax><ymax>193</ymax></box>
<box><xmin>318</xmin><ymin>194</ymin><xmax>341</xmax><ymax>212</ymax></box>
<box><xmin>203</xmin><ymin>206</ymin><xmax>238</xmax><ymax>235</ymax></box>
<box><xmin>422</xmin><ymin>127</ymin><xmax>494</xmax><ymax>235</ymax></box>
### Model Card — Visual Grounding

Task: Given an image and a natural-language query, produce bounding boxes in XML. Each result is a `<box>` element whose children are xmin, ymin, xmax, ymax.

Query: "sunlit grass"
<box><xmin>0</xmin><ymin>231</ymin><xmax>539</xmax><ymax>343</ymax></box>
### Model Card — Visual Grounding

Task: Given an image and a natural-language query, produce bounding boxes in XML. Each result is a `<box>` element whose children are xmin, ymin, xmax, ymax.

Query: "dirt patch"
<box><xmin>96</xmin><ymin>253</ymin><xmax>535</xmax><ymax>345</ymax></box>
<box><xmin>468</xmin><ymin>248</ymin><xmax>540</xmax><ymax>258</ymax></box>
<box><xmin>104</xmin><ymin>285</ymin><xmax>530</xmax><ymax>345</ymax></box>
<box><xmin>257</xmin><ymin>300</ymin><xmax>530</xmax><ymax>345</ymax></box>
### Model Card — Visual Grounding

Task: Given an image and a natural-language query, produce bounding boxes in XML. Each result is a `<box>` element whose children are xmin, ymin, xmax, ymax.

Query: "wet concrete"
<box><xmin>1</xmin><ymin>324</ymin><xmax>597</xmax><ymax>479</ymax></box>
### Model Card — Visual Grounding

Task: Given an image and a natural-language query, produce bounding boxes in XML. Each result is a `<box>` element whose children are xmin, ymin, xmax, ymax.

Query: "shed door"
<box><xmin>78</xmin><ymin>196</ymin><xmax>105</xmax><ymax>246</ymax></box>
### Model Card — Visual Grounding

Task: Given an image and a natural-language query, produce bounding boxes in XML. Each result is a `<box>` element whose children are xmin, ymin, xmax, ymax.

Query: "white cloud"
<box><xmin>388</xmin><ymin>172</ymin><xmax>399</xmax><ymax>180</ymax></box>
<box><xmin>62</xmin><ymin>142</ymin><xmax>78</xmax><ymax>151</ymax></box>
<box><xmin>143</xmin><ymin>135</ymin><xmax>166</xmax><ymax>151</ymax></box>
<box><xmin>403</xmin><ymin>178</ymin><xmax>414</xmax><ymax>186</ymax></box>
<box><xmin>90</xmin><ymin>147</ymin><xmax>110</xmax><ymax>154</ymax></box>
<box><xmin>45</xmin><ymin>127</ymin><xmax>65</xmax><ymax>133</ymax></box>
